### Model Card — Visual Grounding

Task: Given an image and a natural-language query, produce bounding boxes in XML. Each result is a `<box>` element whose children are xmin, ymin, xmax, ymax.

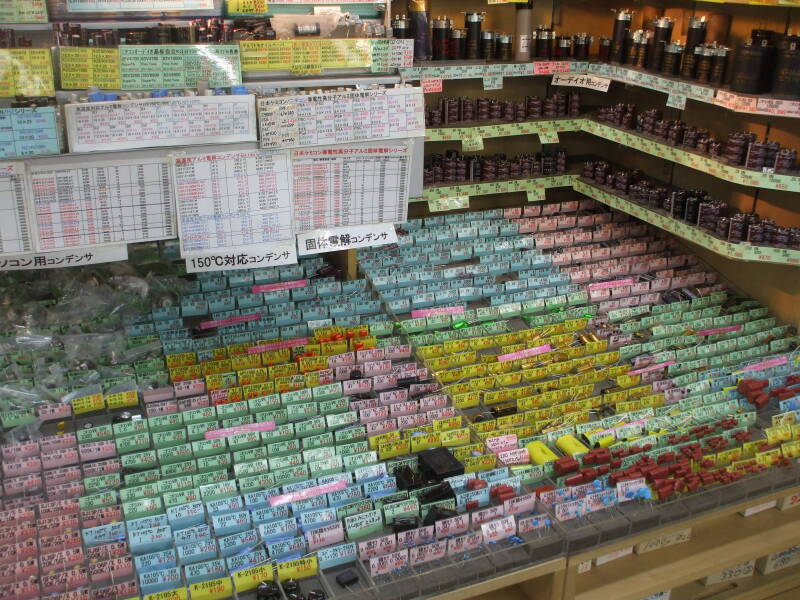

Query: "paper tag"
<box><xmin>0</xmin><ymin>245</ymin><xmax>128</xmax><ymax>271</ymax></box>
<box><xmin>227</xmin><ymin>0</ymin><xmax>268</xmax><ymax>15</ymax></box>
<box><xmin>666</xmin><ymin>92</ymin><xmax>686</xmax><ymax>110</ymax></box>
<box><xmin>421</xmin><ymin>78</ymin><xmax>443</xmax><ymax>93</ymax></box>
<box><xmin>297</xmin><ymin>223</ymin><xmax>397</xmax><ymax>256</ymax></box>
<box><xmin>462</xmin><ymin>134</ymin><xmax>484</xmax><ymax>151</ymax></box>
<box><xmin>552</xmin><ymin>73</ymin><xmax>611</xmax><ymax>92</ymax></box>
<box><xmin>480</xmin><ymin>515</ymin><xmax>516</xmax><ymax>543</ymax></box>
<box><xmin>482</xmin><ymin>75</ymin><xmax>503</xmax><ymax>90</ymax></box>
<box><xmin>185</xmin><ymin>241</ymin><xmax>298</xmax><ymax>273</ymax></box>
<box><xmin>538</xmin><ymin>130</ymin><xmax>559</xmax><ymax>144</ymax></box>
<box><xmin>428</xmin><ymin>196</ymin><xmax>469</xmax><ymax>212</ymax></box>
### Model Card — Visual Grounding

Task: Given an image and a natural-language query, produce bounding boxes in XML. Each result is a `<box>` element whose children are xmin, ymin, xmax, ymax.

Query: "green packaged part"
<box><xmin>335</xmin><ymin>426</ymin><xmax>366</xmax><ymax>444</ymax></box>
<box><xmin>197</xmin><ymin>453</ymin><xmax>232</xmax><ymax>473</ymax></box>
<box><xmin>233</xmin><ymin>447</ymin><xmax>267</xmax><ymax>464</ymax></box>
<box><xmin>312</xmin><ymin>383</ymin><xmax>342</xmax><ymax>401</ymax></box>
<box><xmin>233</xmin><ymin>458</ymin><xmax>269</xmax><ymax>478</ymax></box>
<box><xmin>281</xmin><ymin>388</ymin><xmax>312</xmax><ymax>405</ymax></box>
<box><xmin>227</xmin><ymin>431</ymin><xmax>260</xmax><ymax>451</ymax></box>
<box><xmin>287</xmin><ymin>401</ymin><xmax>318</xmax><ymax>422</ymax></box>
<box><xmin>302</xmin><ymin>446</ymin><xmax>335</xmax><ymax>463</ymax></box>
<box><xmin>157</xmin><ymin>475</ymin><xmax>194</xmax><ymax>495</ymax></box>
<box><xmin>183</xmin><ymin>406</ymin><xmax>217</xmax><ymax>425</ymax></box>
<box><xmin>84</xmin><ymin>472</ymin><xmax>121</xmax><ymax>493</ymax></box>
<box><xmin>79</xmin><ymin>491</ymin><xmax>118</xmax><ymax>511</ymax></box>
<box><xmin>77</xmin><ymin>424</ymin><xmax>114</xmax><ymax>444</ymax></box>
<box><xmin>267</xmin><ymin>438</ymin><xmax>300</xmax><ymax>457</ymax></box>
<box><xmin>237</xmin><ymin>472</ymin><xmax>275</xmax><ymax>495</ymax></box>
<box><xmin>153</xmin><ymin>429</ymin><xmax>187</xmax><ymax>450</ymax></box>
<box><xmin>261</xmin><ymin>423</ymin><xmax>294</xmax><ymax>444</ymax></box>
<box><xmin>113</xmin><ymin>419</ymin><xmax>149</xmax><ymax>438</ymax></box>
<box><xmin>248</xmin><ymin>394</ymin><xmax>281</xmax><ymax>413</ymax></box>
<box><xmin>294</xmin><ymin>415</ymin><xmax>326</xmax><ymax>438</ymax></box>
<box><xmin>125</xmin><ymin>469</ymin><xmax>161</xmax><ymax>487</ymax></box>
<box><xmin>309</xmin><ymin>456</ymin><xmax>343</xmax><ymax>477</ymax></box>
<box><xmin>199</xmin><ymin>479</ymin><xmax>238</xmax><ymax>502</ymax></box>
<box><xmin>272</xmin><ymin>464</ymin><xmax>309</xmax><ymax>487</ymax></box>
<box><xmin>335</xmin><ymin>440</ymin><xmax>369</xmax><ymax>457</ymax></box>
<box><xmin>157</xmin><ymin>443</ymin><xmax>194</xmax><ymax>466</ymax></box>
<box><xmin>120</xmin><ymin>482</ymin><xmax>159</xmax><ymax>503</ymax></box>
<box><xmin>115</xmin><ymin>432</ymin><xmax>151</xmax><ymax>455</ymax></box>
<box><xmin>192</xmin><ymin>438</ymin><xmax>227</xmax><ymax>458</ymax></box>
<box><xmin>268</xmin><ymin>454</ymin><xmax>303</xmax><ymax>472</ymax></box>
<box><xmin>326</xmin><ymin>411</ymin><xmax>357</xmax><ymax>430</ymax></box>
<box><xmin>149</xmin><ymin>413</ymin><xmax>184</xmax><ymax>432</ymax></box>
<box><xmin>161</xmin><ymin>459</ymin><xmax>198</xmax><ymax>478</ymax></box>
<box><xmin>163</xmin><ymin>487</ymin><xmax>201</xmax><ymax>508</ymax></box>
<box><xmin>221</xmin><ymin>415</ymin><xmax>253</xmax><ymax>429</ymax></box>
<box><xmin>186</xmin><ymin>421</ymin><xmax>219</xmax><ymax>442</ymax></box>
<box><xmin>123</xmin><ymin>497</ymin><xmax>164</xmax><ymax>520</ymax></box>
<box><xmin>255</xmin><ymin>408</ymin><xmax>288</xmax><ymax>426</ymax></box>
<box><xmin>302</xmin><ymin>432</ymin><xmax>334</xmax><ymax>451</ymax></box>
<box><xmin>343</xmin><ymin>451</ymin><xmax>378</xmax><ymax>471</ymax></box>
<box><xmin>217</xmin><ymin>401</ymin><xmax>249</xmax><ymax>419</ymax></box>
<box><xmin>319</xmin><ymin>397</ymin><xmax>349</xmax><ymax>415</ymax></box>
<box><xmin>193</xmin><ymin>468</ymin><xmax>230</xmax><ymax>487</ymax></box>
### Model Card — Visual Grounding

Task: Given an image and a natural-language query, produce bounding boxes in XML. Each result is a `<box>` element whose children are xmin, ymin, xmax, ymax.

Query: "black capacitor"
<box><xmin>610</xmin><ymin>9</ymin><xmax>632</xmax><ymax>63</ymax></box>
<box><xmin>709</xmin><ymin>46</ymin><xmax>729</xmax><ymax>85</ymax></box>
<box><xmin>481</xmin><ymin>30</ymin><xmax>496</xmax><ymax>59</ymax></box>
<box><xmin>573</xmin><ymin>33</ymin><xmax>591</xmax><ymax>59</ymax></box>
<box><xmin>681</xmin><ymin>16</ymin><xmax>706</xmax><ymax>78</ymax></box>
<box><xmin>730</xmin><ymin>39</ymin><xmax>776</xmax><ymax>94</ymax></box>
<box><xmin>431</xmin><ymin>17</ymin><xmax>450</xmax><ymax>61</ymax></box>
<box><xmin>773</xmin><ymin>34</ymin><xmax>800</xmax><ymax>98</ymax></box>
<box><xmin>555</xmin><ymin>36</ymin><xmax>572</xmax><ymax>59</ymax></box>
<box><xmin>391</xmin><ymin>15</ymin><xmax>410</xmax><ymax>39</ymax></box>
<box><xmin>694</xmin><ymin>44</ymin><xmax>714</xmax><ymax>83</ymax></box>
<box><xmin>647</xmin><ymin>17</ymin><xmax>674</xmax><ymax>72</ymax></box>
<box><xmin>661</xmin><ymin>42</ymin><xmax>683</xmax><ymax>76</ymax></box>
<box><xmin>535</xmin><ymin>27</ymin><xmax>553</xmax><ymax>59</ymax></box>
<box><xmin>598</xmin><ymin>37</ymin><xmax>611</xmax><ymax>62</ymax></box>
<box><xmin>497</xmin><ymin>33</ymin><xmax>512</xmax><ymax>61</ymax></box>
<box><xmin>449</xmin><ymin>28</ymin><xmax>466</xmax><ymax>60</ymax></box>
<box><xmin>465</xmin><ymin>12</ymin><xmax>483</xmax><ymax>60</ymax></box>
<box><xmin>633</xmin><ymin>31</ymin><xmax>650</xmax><ymax>68</ymax></box>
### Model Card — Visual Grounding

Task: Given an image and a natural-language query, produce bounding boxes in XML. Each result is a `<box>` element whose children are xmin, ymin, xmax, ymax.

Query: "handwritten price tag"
<box><xmin>428</xmin><ymin>195</ymin><xmax>469</xmax><ymax>212</ymax></box>
<box><xmin>666</xmin><ymin>92</ymin><xmax>686</xmax><ymax>110</ymax></box>
<box><xmin>462</xmin><ymin>134</ymin><xmax>484</xmax><ymax>151</ymax></box>
<box><xmin>421</xmin><ymin>78</ymin><xmax>443</xmax><ymax>93</ymax></box>
<box><xmin>483</xmin><ymin>75</ymin><xmax>503</xmax><ymax>90</ymax></box>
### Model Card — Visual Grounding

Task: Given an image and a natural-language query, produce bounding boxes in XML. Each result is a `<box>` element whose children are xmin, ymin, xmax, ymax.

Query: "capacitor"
<box><xmin>526</xmin><ymin>441</ymin><xmax>559</xmax><ymax>465</ymax></box>
<box><xmin>694</xmin><ymin>44</ymin><xmax>714</xmax><ymax>83</ymax></box>
<box><xmin>481</xmin><ymin>30</ymin><xmax>496</xmax><ymax>60</ymax></box>
<box><xmin>465</xmin><ymin>12</ymin><xmax>484</xmax><ymax>60</ymax></box>
<box><xmin>709</xmin><ymin>46</ymin><xmax>729</xmax><ymax>85</ymax></box>
<box><xmin>295</xmin><ymin>23</ymin><xmax>321</xmax><ymax>36</ymax></box>
<box><xmin>610</xmin><ymin>9</ymin><xmax>632</xmax><ymax>63</ymax></box>
<box><xmin>448</xmin><ymin>28</ymin><xmax>467</xmax><ymax>60</ymax></box>
<box><xmin>496</xmin><ymin>33</ymin><xmax>512</xmax><ymax>61</ymax></box>
<box><xmin>535</xmin><ymin>26</ymin><xmax>553</xmax><ymax>59</ymax></box>
<box><xmin>408</xmin><ymin>0</ymin><xmax>431</xmax><ymax>61</ymax></box>
<box><xmin>730</xmin><ymin>38</ymin><xmax>776</xmax><ymax>94</ymax></box>
<box><xmin>555</xmin><ymin>36</ymin><xmax>572</xmax><ymax>59</ymax></box>
<box><xmin>647</xmin><ymin>17</ymin><xmax>674</xmax><ymax>72</ymax></box>
<box><xmin>556</xmin><ymin>435</ymin><xmax>590</xmax><ymax>456</ymax></box>
<box><xmin>515</xmin><ymin>1</ymin><xmax>533</xmax><ymax>62</ymax></box>
<box><xmin>391</xmin><ymin>15</ymin><xmax>410</xmax><ymax>39</ymax></box>
<box><xmin>633</xmin><ymin>31</ymin><xmax>650</xmax><ymax>68</ymax></box>
<box><xmin>773</xmin><ymin>34</ymin><xmax>800</xmax><ymax>98</ymax></box>
<box><xmin>680</xmin><ymin>16</ymin><xmax>706</xmax><ymax>78</ymax></box>
<box><xmin>573</xmin><ymin>33</ymin><xmax>591</xmax><ymax>59</ymax></box>
<box><xmin>431</xmin><ymin>17</ymin><xmax>450</xmax><ymax>61</ymax></box>
<box><xmin>598</xmin><ymin>37</ymin><xmax>611</xmax><ymax>62</ymax></box>
<box><xmin>661</xmin><ymin>42</ymin><xmax>683</xmax><ymax>77</ymax></box>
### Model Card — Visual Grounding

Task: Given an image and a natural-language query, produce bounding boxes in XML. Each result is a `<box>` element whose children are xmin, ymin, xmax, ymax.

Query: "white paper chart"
<box><xmin>30</xmin><ymin>158</ymin><xmax>175</xmax><ymax>251</ymax></box>
<box><xmin>173</xmin><ymin>149</ymin><xmax>293</xmax><ymax>255</ymax></box>
<box><xmin>66</xmin><ymin>0</ymin><xmax>214</xmax><ymax>11</ymax></box>
<box><xmin>258</xmin><ymin>87</ymin><xmax>424</xmax><ymax>150</ymax></box>
<box><xmin>292</xmin><ymin>144</ymin><xmax>410</xmax><ymax>232</ymax></box>
<box><xmin>65</xmin><ymin>96</ymin><xmax>257</xmax><ymax>153</ymax></box>
<box><xmin>0</xmin><ymin>162</ymin><xmax>34</xmax><ymax>255</ymax></box>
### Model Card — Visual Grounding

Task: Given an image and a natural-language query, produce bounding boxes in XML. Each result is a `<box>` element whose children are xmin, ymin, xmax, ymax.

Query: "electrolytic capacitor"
<box><xmin>730</xmin><ymin>38</ymin><xmax>776</xmax><ymax>94</ymax></box>
<box><xmin>465</xmin><ymin>12</ymin><xmax>484</xmax><ymax>60</ymax></box>
<box><xmin>647</xmin><ymin>17</ymin><xmax>674</xmax><ymax>72</ymax></box>
<box><xmin>773</xmin><ymin>34</ymin><xmax>800</xmax><ymax>98</ymax></box>
<box><xmin>661</xmin><ymin>42</ymin><xmax>683</xmax><ymax>76</ymax></box>
<box><xmin>709</xmin><ymin>46</ymin><xmax>729</xmax><ymax>85</ymax></box>
<box><xmin>610</xmin><ymin>9</ymin><xmax>632</xmax><ymax>63</ymax></box>
<box><xmin>598</xmin><ymin>37</ymin><xmax>612</xmax><ymax>62</ymax></box>
<box><xmin>497</xmin><ymin>33</ymin><xmax>512</xmax><ymax>61</ymax></box>
<box><xmin>573</xmin><ymin>33</ymin><xmax>591</xmax><ymax>59</ymax></box>
<box><xmin>431</xmin><ymin>17</ymin><xmax>450</xmax><ymax>61</ymax></box>
<box><xmin>680</xmin><ymin>16</ymin><xmax>706</xmax><ymax>78</ymax></box>
<box><xmin>391</xmin><ymin>15</ymin><xmax>410</xmax><ymax>39</ymax></box>
<box><xmin>481</xmin><ymin>30</ymin><xmax>496</xmax><ymax>60</ymax></box>
<box><xmin>449</xmin><ymin>28</ymin><xmax>467</xmax><ymax>60</ymax></box>
<box><xmin>408</xmin><ymin>0</ymin><xmax>431</xmax><ymax>61</ymax></box>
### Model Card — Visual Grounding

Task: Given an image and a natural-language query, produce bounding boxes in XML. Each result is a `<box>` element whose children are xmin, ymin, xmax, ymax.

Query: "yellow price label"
<box><xmin>440</xmin><ymin>427</ymin><xmax>471</xmax><ymax>447</ymax></box>
<box><xmin>277</xmin><ymin>557</ymin><xmax>318</xmax><ymax>581</ymax></box>
<box><xmin>378</xmin><ymin>438</ymin><xmax>410</xmax><ymax>460</ymax></box>
<box><xmin>144</xmin><ymin>589</ymin><xmax>188</xmax><ymax>600</ymax></box>
<box><xmin>228</xmin><ymin>0</ymin><xmax>268</xmax><ymax>13</ymax></box>
<box><xmin>72</xmin><ymin>393</ymin><xmax>104</xmax><ymax>415</ymax></box>
<box><xmin>410</xmin><ymin>432</ymin><xmax>441</xmax><ymax>453</ymax></box>
<box><xmin>368</xmin><ymin>430</ymin><xmax>400</xmax><ymax>451</ymax></box>
<box><xmin>433</xmin><ymin>416</ymin><xmax>462</xmax><ymax>432</ymax></box>
<box><xmin>464</xmin><ymin>453</ymin><xmax>496</xmax><ymax>473</ymax></box>
<box><xmin>189</xmin><ymin>577</ymin><xmax>232</xmax><ymax>600</ymax></box>
<box><xmin>233</xmin><ymin>564</ymin><xmax>273</xmax><ymax>592</ymax></box>
<box><xmin>105</xmin><ymin>390</ymin><xmax>138</xmax><ymax>410</ymax></box>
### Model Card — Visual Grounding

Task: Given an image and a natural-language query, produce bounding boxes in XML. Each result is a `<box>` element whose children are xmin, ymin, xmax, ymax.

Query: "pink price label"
<box><xmin>480</xmin><ymin>516</ymin><xmax>516</xmax><ymax>543</ymax></box>
<box><xmin>534</xmin><ymin>61</ymin><xmax>570</xmax><ymax>74</ymax></box>
<box><xmin>420</xmin><ymin>78</ymin><xmax>443</xmax><ymax>93</ymax></box>
<box><xmin>497</xmin><ymin>344</ymin><xmax>552</xmax><ymax>362</ymax></box>
<box><xmin>370</xmin><ymin>549</ymin><xmax>408</xmax><ymax>577</ymax></box>
<box><xmin>204</xmin><ymin>420</ymin><xmax>275</xmax><ymax>440</ymax></box>
<box><xmin>269</xmin><ymin>480</ymin><xmax>347</xmax><ymax>507</ymax></box>
<box><xmin>198</xmin><ymin>312</ymin><xmax>261</xmax><ymax>330</ymax></box>
<box><xmin>587</xmin><ymin>277</ymin><xmax>636</xmax><ymax>290</ymax></box>
<box><xmin>247</xmin><ymin>337</ymin><xmax>309</xmax><ymax>354</ymax></box>
<box><xmin>485</xmin><ymin>433</ymin><xmax>518</xmax><ymax>453</ymax></box>
<box><xmin>251</xmin><ymin>279</ymin><xmax>307</xmax><ymax>294</ymax></box>
<box><xmin>410</xmin><ymin>306</ymin><xmax>465</xmax><ymax>318</ymax></box>
<box><xmin>738</xmin><ymin>355</ymin><xmax>789</xmax><ymax>373</ymax></box>
<box><xmin>627</xmin><ymin>361</ymin><xmax>676</xmax><ymax>375</ymax></box>
<box><xmin>696</xmin><ymin>325</ymin><xmax>742</xmax><ymax>337</ymax></box>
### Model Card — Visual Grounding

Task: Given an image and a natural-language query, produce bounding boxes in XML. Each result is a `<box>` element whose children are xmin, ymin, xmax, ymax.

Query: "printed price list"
<box><xmin>0</xmin><ymin>0</ymin><xmax>47</xmax><ymax>23</ymax></box>
<box><xmin>258</xmin><ymin>87</ymin><xmax>424</xmax><ymax>150</ymax></box>
<box><xmin>119</xmin><ymin>45</ymin><xmax>241</xmax><ymax>90</ymax></box>
<box><xmin>66</xmin><ymin>96</ymin><xmax>256</xmax><ymax>152</ymax></box>
<box><xmin>30</xmin><ymin>158</ymin><xmax>175</xmax><ymax>250</ymax></box>
<box><xmin>66</xmin><ymin>0</ymin><xmax>214</xmax><ymax>11</ymax></box>
<box><xmin>59</xmin><ymin>47</ymin><xmax>121</xmax><ymax>90</ymax></box>
<box><xmin>0</xmin><ymin>107</ymin><xmax>60</xmax><ymax>158</ymax></box>
<box><xmin>0</xmin><ymin>163</ymin><xmax>34</xmax><ymax>255</ymax></box>
<box><xmin>292</xmin><ymin>145</ymin><xmax>409</xmax><ymax>232</ymax></box>
<box><xmin>0</xmin><ymin>49</ymin><xmax>55</xmax><ymax>97</ymax></box>
<box><xmin>173</xmin><ymin>150</ymin><xmax>293</xmax><ymax>254</ymax></box>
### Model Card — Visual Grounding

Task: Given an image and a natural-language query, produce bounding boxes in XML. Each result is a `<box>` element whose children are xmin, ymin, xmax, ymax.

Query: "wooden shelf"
<box><xmin>573</xmin><ymin>499</ymin><xmax>800</xmax><ymax>600</ymax></box>
<box><xmin>670</xmin><ymin>566</ymin><xmax>800</xmax><ymax>600</ymax></box>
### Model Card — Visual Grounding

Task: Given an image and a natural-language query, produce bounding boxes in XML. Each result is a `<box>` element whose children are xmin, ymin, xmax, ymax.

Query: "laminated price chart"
<box><xmin>258</xmin><ymin>87</ymin><xmax>424</xmax><ymax>150</ymax></box>
<box><xmin>173</xmin><ymin>150</ymin><xmax>293</xmax><ymax>255</ymax></box>
<box><xmin>0</xmin><ymin>106</ymin><xmax>60</xmax><ymax>159</ymax></box>
<box><xmin>292</xmin><ymin>144</ymin><xmax>410</xmax><ymax>232</ymax></box>
<box><xmin>65</xmin><ymin>95</ymin><xmax>257</xmax><ymax>153</ymax></box>
<box><xmin>30</xmin><ymin>158</ymin><xmax>175</xmax><ymax>250</ymax></box>
<box><xmin>0</xmin><ymin>162</ymin><xmax>34</xmax><ymax>255</ymax></box>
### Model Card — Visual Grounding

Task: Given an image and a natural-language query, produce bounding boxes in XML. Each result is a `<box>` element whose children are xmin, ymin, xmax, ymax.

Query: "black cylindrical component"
<box><xmin>481</xmin><ymin>30</ymin><xmax>496</xmax><ymax>59</ymax></box>
<box><xmin>661</xmin><ymin>43</ymin><xmax>683</xmax><ymax>76</ymax></box>
<box><xmin>465</xmin><ymin>12</ymin><xmax>483</xmax><ymax>60</ymax></box>
<box><xmin>432</xmin><ymin>17</ymin><xmax>450</xmax><ymax>60</ymax></box>
<box><xmin>573</xmin><ymin>33</ymin><xmax>591</xmax><ymax>59</ymax></box>
<box><xmin>555</xmin><ymin>36</ymin><xmax>572</xmax><ymax>59</ymax></box>
<box><xmin>449</xmin><ymin>28</ymin><xmax>466</xmax><ymax>60</ymax></box>
<box><xmin>408</xmin><ymin>0</ymin><xmax>430</xmax><ymax>61</ymax></box>
<box><xmin>598</xmin><ymin>37</ymin><xmax>611</xmax><ymax>62</ymax></box>
<box><xmin>773</xmin><ymin>34</ymin><xmax>800</xmax><ymax>98</ymax></box>
<box><xmin>709</xmin><ymin>46</ymin><xmax>729</xmax><ymax>85</ymax></box>
<box><xmin>497</xmin><ymin>33</ymin><xmax>512</xmax><ymax>61</ymax></box>
<box><xmin>730</xmin><ymin>40</ymin><xmax>776</xmax><ymax>94</ymax></box>
<box><xmin>391</xmin><ymin>15</ymin><xmax>410</xmax><ymax>39</ymax></box>
<box><xmin>695</xmin><ymin>44</ymin><xmax>714</xmax><ymax>82</ymax></box>
<box><xmin>647</xmin><ymin>17</ymin><xmax>673</xmax><ymax>71</ymax></box>
<box><xmin>610</xmin><ymin>9</ymin><xmax>632</xmax><ymax>63</ymax></box>
<box><xmin>536</xmin><ymin>27</ymin><xmax>553</xmax><ymax>59</ymax></box>
<box><xmin>633</xmin><ymin>31</ymin><xmax>650</xmax><ymax>68</ymax></box>
<box><xmin>681</xmin><ymin>16</ymin><xmax>706</xmax><ymax>78</ymax></box>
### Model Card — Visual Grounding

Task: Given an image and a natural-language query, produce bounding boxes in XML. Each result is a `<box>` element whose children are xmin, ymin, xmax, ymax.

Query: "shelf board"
<box><xmin>573</xmin><ymin>179</ymin><xmax>800</xmax><ymax>266</ymax></box>
<box><xmin>417</xmin><ymin>174</ymin><xmax>578</xmax><ymax>203</ymax></box>
<box><xmin>670</xmin><ymin>565</ymin><xmax>800</xmax><ymax>600</ymax></box>
<box><xmin>404</xmin><ymin>61</ymin><xmax>800</xmax><ymax>119</ymax></box>
<box><xmin>574</xmin><ymin>504</ymin><xmax>800</xmax><ymax>600</ymax></box>
<box><xmin>427</xmin><ymin>557</ymin><xmax>565</xmax><ymax>600</ymax></box>
<box><xmin>425</xmin><ymin>118</ymin><xmax>800</xmax><ymax>192</ymax></box>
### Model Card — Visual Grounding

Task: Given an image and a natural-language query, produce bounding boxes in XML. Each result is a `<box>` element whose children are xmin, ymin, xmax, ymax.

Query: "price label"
<box><xmin>539</xmin><ymin>130</ymin><xmax>559</xmax><ymax>144</ymax></box>
<box><xmin>483</xmin><ymin>75</ymin><xmax>503</xmax><ymax>90</ymax></box>
<box><xmin>480</xmin><ymin>515</ymin><xmax>516</xmax><ymax>542</ymax></box>
<box><xmin>428</xmin><ymin>196</ymin><xmax>469</xmax><ymax>212</ymax></box>
<box><xmin>462</xmin><ymin>134</ymin><xmax>484</xmax><ymax>151</ymax></box>
<box><xmin>552</xmin><ymin>72</ymin><xmax>611</xmax><ymax>92</ymax></box>
<box><xmin>421</xmin><ymin>78</ymin><xmax>443</xmax><ymax>93</ymax></box>
<box><xmin>666</xmin><ymin>92</ymin><xmax>686</xmax><ymax>110</ymax></box>
<box><xmin>227</xmin><ymin>0</ymin><xmax>268</xmax><ymax>14</ymax></box>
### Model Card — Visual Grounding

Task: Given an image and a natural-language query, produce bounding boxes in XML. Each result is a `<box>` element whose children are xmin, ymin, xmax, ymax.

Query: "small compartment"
<box><xmin>617</xmin><ymin>500</ymin><xmax>661</xmax><ymax>533</ymax></box>
<box><xmin>520</xmin><ymin>525</ymin><xmax>565</xmax><ymax>562</ymax></box>
<box><xmin>587</xmin><ymin>506</ymin><xmax>631</xmax><ymax>543</ymax></box>
<box><xmin>742</xmin><ymin>473</ymin><xmax>774</xmax><ymax>499</ymax></box>
<box><xmin>718</xmin><ymin>480</ymin><xmax>747</xmax><ymax>506</ymax></box>
<box><xmin>412</xmin><ymin>556</ymin><xmax>459</xmax><ymax>595</ymax></box>
<box><xmin>767</xmin><ymin>465</ymin><xmax>799</xmax><ymax>490</ymax></box>
<box><xmin>681</xmin><ymin>489</ymin><xmax>721</xmax><ymax>516</ymax></box>
<box><xmin>558</xmin><ymin>518</ymin><xmax>601</xmax><ymax>553</ymax></box>
<box><xmin>452</xmin><ymin>546</ymin><xmax>495</xmax><ymax>587</ymax></box>
<box><xmin>487</xmin><ymin>538</ymin><xmax>531</xmax><ymax>573</ymax></box>
<box><xmin>321</xmin><ymin>563</ymin><xmax>376</xmax><ymax>600</ymax></box>
<box><xmin>279</xmin><ymin>575</ymin><xmax>331</xmax><ymax>600</ymax></box>
<box><xmin>657</xmin><ymin>499</ymin><xmax>691</xmax><ymax>525</ymax></box>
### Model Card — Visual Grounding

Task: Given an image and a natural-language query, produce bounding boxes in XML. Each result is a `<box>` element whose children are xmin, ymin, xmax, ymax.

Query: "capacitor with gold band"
<box><xmin>526</xmin><ymin>441</ymin><xmax>559</xmax><ymax>465</ymax></box>
<box><xmin>556</xmin><ymin>434</ymin><xmax>589</xmax><ymax>456</ymax></box>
